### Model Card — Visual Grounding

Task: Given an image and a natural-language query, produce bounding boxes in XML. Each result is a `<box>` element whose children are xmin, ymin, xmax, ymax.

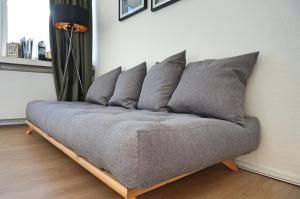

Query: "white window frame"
<box><xmin>0</xmin><ymin>0</ymin><xmax>51</xmax><ymax>67</ymax></box>
<box><xmin>0</xmin><ymin>0</ymin><xmax>8</xmax><ymax>56</ymax></box>
<box><xmin>0</xmin><ymin>0</ymin><xmax>52</xmax><ymax>68</ymax></box>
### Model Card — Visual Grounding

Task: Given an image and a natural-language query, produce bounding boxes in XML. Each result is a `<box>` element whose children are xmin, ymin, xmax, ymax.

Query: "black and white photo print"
<box><xmin>119</xmin><ymin>0</ymin><xmax>147</xmax><ymax>21</ymax></box>
<box><xmin>151</xmin><ymin>0</ymin><xmax>181</xmax><ymax>12</ymax></box>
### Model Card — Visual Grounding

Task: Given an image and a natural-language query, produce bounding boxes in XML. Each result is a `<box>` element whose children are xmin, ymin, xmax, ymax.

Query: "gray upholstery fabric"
<box><xmin>168</xmin><ymin>52</ymin><xmax>259</xmax><ymax>126</ymax></box>
<box><xmin>108</xmin><ymin>62</ymin><xmax>147</xmax><ymax>109</ymax></box>
<box><xmin>27</xmin><ymin>100</ymin><xmax>260</xmax><ymax>188</ymax></box>
<box><xmin>85</xmin><ymin>67</ymin><xmax>121</xmax><ymax>105</ymax></box>
<box><xmin>137</xmin><ymin>51</ymin><xmax>186</xmax><ymax>111</ymax></box>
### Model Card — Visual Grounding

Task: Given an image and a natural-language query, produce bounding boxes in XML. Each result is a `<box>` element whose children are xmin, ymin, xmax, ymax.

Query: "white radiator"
<box><xmin>0</xmin><ymin>59</ymin><xmax>56</xmax><ymax>122</ymax></box>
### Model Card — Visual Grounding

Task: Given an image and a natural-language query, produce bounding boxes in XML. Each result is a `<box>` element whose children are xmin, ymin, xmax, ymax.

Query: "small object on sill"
<box><xmin>46</xmin><ymin>51</ymin><xmax>52</xmax><ymax>61</ymax></box>
<box><xmin>19</xmin><ymin>37</ymin><xmax>34</xmax><ymax>59</ymax></box>
<box><xmin>6</xmin><ymin>42</ymin><xmax>20</xmax><ymax>58</ymax></box>
<box><xmin>38</xmin><ymin>41</ymin><xmax>47</xmax><ymax>61</ymax></box>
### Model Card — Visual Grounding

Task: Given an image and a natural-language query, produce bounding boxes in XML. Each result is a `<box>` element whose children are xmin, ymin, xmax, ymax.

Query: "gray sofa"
<box><xmin>26</xmin><ymin>51</ymin><xmax>260</xmax><ymax>191</ymax></box>
<box><xmin>26</xmin><ymin>100</ymin><xmax>259</xmax><ymax>188</ymax></box>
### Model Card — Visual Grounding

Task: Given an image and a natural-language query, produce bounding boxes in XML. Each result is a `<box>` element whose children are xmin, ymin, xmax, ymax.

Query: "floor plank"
<box><xmin>0</xmin><ymin>125</ymin><xmax>299</xmax><ymax>199</ymax></box>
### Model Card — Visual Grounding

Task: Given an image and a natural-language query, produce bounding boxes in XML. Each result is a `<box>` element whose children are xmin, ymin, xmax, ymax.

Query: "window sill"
<box><xmin>0</xmin><ymin>56</ymin><xmax>53</xmax><ymax>74</ymax></box>
<box><xmin>0</xmin><ymin>56</ymin><xmax>52</xmax><ymax>67</ymax></box>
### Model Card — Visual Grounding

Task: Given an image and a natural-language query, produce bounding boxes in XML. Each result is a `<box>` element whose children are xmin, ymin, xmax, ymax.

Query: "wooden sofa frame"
<box><xmin>25</xmin><ymin>120</ymin><xmax>239</xmax><ymax>199</ymax></box>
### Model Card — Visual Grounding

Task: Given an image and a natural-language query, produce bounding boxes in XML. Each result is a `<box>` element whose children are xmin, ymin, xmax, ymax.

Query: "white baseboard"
<box><xmin>235</xmin><ymin>159</ymin><xmax>300</xmax><ymax>186</ymax></box>
<box><xmin>0</xmin><ymin>118</ymin><xmax>25</xmax><ymax>126</ymax></box>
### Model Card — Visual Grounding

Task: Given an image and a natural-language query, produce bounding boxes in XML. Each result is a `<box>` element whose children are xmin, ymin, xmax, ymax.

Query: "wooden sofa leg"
<box><xmin>25</xmin><ymin>126</ymin><xmax>34</xmax><ymax>135</ymax></box>
<box><xmin>126</xmin><ymin>192</ymin><xmax>137</xmax><ymax>199</ymax></box>
<box><xmin>126</xmin><ymin>196</ymin><xmax>136</xmax><ymax>199</ymax></box>
<box><xmin>222</xmin><ymin>160</ymin><xmax>239</xmax><ymax>171</ymax></box>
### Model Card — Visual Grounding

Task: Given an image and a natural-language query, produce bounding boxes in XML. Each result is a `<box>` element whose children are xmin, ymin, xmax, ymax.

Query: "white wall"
<box><xmin>0</xmin><ymin>70</ymin><xmax>56</xmax><ymax>119</ymax></box>
<box><xmin>94</xmin><ymin>0</ymin><xmax>300</xmax><ymax>185</ymax></box>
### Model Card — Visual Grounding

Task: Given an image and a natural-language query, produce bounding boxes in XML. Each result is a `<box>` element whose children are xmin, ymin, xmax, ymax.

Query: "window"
<box><xmin>1</xmin><ymin>0</ymin><xmax>50</xmax><ymax>59</ymax></box>
<box><xmin>0</xmin><ymin>0</ymin><xmax>7</xmax><ymax>56</ymax></box>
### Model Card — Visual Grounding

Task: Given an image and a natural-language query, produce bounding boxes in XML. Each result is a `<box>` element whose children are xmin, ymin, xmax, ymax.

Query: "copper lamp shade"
<box><xmin>52</xmin><ymin>4</ymin><xmax>89</xmax><ymax>32</ymax></box>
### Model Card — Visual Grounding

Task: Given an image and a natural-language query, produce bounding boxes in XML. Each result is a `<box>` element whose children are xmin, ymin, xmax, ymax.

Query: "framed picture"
<box><xmin>6</xmin><ymin>43</ymin><xmax>19</xmax><ymax>58</ymax></box>
<box><xmin>151</xmin><ymin>0</ymin><xmax>181</xmax><ymax>12</ymax></box>
<box><xmin>119</xmin><ymin>0</ymin><xmax>147</xmax><ymax>21</ymax></box>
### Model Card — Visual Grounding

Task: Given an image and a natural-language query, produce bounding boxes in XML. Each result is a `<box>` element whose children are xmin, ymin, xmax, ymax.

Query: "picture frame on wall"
<box><xmin>119</xmin><ymin>0</ymin><xmax>147</xmax><ymax>21</ymax></box>
<box><xmin>151</xmin><ymin>0</ymin><xmax>181</xmax><ymax>12</ymax></box>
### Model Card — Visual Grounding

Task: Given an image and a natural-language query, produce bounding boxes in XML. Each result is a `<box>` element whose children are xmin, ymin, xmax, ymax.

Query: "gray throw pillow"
<box><xmin>168</xmin><ymin>52</ymin><xmax>259</xmax><ymax>126</ymax></box>
<box><xmin>85</xmin><ymin>67</ymin><xmax>121</xmax><ymax>105</ymax></box>
<box><xmin>137</xmin><ymin>51</ymin><xmax>186</xmax><ymax>111</ymax></box>
<box><xmin>108</xmin><ymin>62</ymin><xmax>147</xmax><ymax>109</ymax></box>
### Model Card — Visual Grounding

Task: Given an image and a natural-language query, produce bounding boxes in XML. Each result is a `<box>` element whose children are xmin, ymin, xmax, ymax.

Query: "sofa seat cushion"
<box><xmin>26</xmin><ymin>100</ymin><xmax>260</xmax><ymax>188</ymax></box>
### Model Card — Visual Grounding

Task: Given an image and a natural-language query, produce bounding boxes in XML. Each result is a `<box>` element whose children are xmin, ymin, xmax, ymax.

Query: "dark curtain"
<box><xmin>49</xmin><ymin>0</ymin><xmax>93</xmax><ymax>101</ymax></box>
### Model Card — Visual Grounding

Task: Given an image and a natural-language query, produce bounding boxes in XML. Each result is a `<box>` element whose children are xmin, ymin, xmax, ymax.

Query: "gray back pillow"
<box><xmin>108</xmin><ymin>62</ymin><xmax>147</xmax><ymax>109</ymax></box>
<box><xmin>168</xmin><ymin>52</ymin><xmax>259</xmax><ymax>126</ymax></box>
<box><xmin>137</xmin><ymin>51</ymin><xmax>186</xmax><ymax>111</ymax></box>
<box><xmin>85</xmin><ymin>67</ymin><xmax>121</xmax><ymax>105</ymax></box>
